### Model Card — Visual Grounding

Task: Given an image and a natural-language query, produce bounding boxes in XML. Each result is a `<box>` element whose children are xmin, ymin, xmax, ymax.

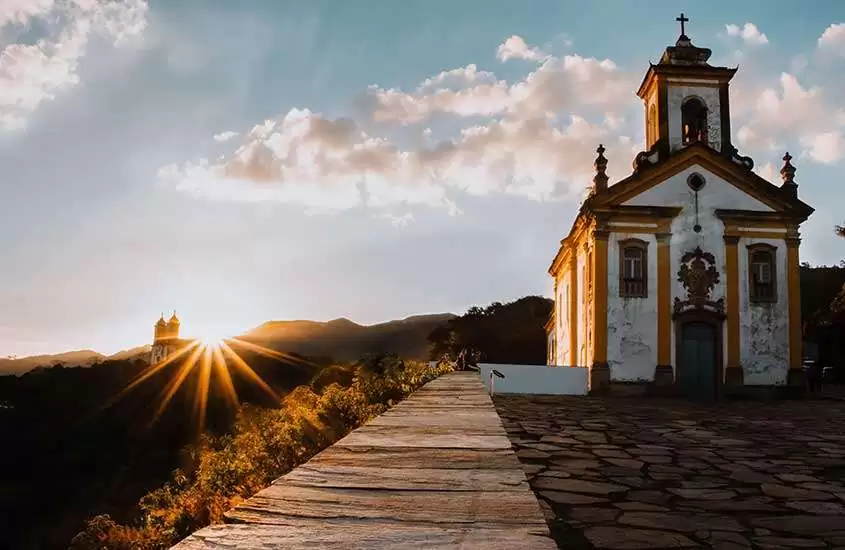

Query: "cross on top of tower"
<box><xmin>676</xmin><ymin>13</ymin><xmax>689</xmax><ymax>37</ymax></box>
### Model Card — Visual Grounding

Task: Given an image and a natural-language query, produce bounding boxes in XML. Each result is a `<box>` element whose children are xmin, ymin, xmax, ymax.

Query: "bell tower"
<box><xmin>635</xmin><ymin>14</ymin><xmax>746</xmax><ymax>169</ymax></box>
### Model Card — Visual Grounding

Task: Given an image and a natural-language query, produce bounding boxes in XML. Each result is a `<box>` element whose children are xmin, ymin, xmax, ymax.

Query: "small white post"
<box><xmin>489</xmin><ymin>370</ymin><xmax>495</xmax><ymax>396</ymax></box>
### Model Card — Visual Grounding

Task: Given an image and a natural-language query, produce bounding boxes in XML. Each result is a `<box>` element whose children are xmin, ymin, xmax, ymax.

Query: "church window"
<box><xmin>748</xmin><ymin>244</ymin><xmax>777</xmax><ymax>303</ymax></box>
<box><xmin>619</xmin><ymin>239</ymin><xmax>649</xmax><ymax>298</ymax></box>
<box><xmin>681</xmin><ymin>97</ymin><xmax>708</xmax><ymax>145</ymax></box>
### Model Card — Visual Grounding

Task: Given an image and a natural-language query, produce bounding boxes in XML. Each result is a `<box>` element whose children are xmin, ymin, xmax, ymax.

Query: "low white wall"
<box><xmin>477</xmin><ymin>363</ymin><xmax>589</xmax><ymax>395</ymax></box>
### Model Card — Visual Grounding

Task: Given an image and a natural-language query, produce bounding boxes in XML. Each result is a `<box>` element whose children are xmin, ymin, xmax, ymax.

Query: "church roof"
<box><xmin>589</xmin><ymin>142</ymin><xmax>814</xmax><ymax>219</ymax></box>
<box><xmin>548</xmin><ymin>143</ymin><xmax>814</xmax><ymax>277</ymax></box>
<box><xmin>636</xmin><ymin>63</ymin><xmax>737</xmax><ymax>99</ymax></box>
<box><xmin>636</xmin><ymin>38</ymin><xmax>737</xmax><ymax>98</ymax></box>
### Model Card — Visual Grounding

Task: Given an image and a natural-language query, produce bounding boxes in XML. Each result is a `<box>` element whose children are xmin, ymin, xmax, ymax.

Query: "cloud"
<box><xmin>362</xmin><ymin>64</ymin><xmax>510</xmax><ymax>125</ymax></box>
<box><xmin>789</xmin><ymin>55</ymin><xmax>808</xmax><ymax>75</ymax></box>
<box><xmin>0</xmin><ymin>0</ymin><xmax>148</xmax><ymax>131</ymax></box>
<box><xmin>734</xmin><ymin>73</ymin><xmax>845</xmax><ymax>163</ymax></box>
<box><xmin>725</xmin><ymin>23</ymin><xmax>769</xmax><ymax>45</ymax></box>
<box><xmin>213</xmin><ymin>131</ymin><xmax>239</xmax><ymax>142</ymax></box>
<box><xmin>363</xmin><ymin>47</ymin><xmax>632</xmax><ymax>125</ymax></box>
<box><xmin>818</xmin><ymin>23</ymin><xmax>845</xmax><ymax>53</ymax></box>
<box><xmin>497</xmin><ymin>35</ymin><xmax>546</xmax><ymax>62</ymax></box>
<box><xmin>755</xmin><ymin>162</ymin><xmax>779</xmax><ymax>183</ymax></box>
<box><xmin>157</xmin><ymin>36</ymin><xmax>644</xmax><ymax>213</ymax></box>
<box><xmin>0</xmin><ymin>0</ymin><xmax>55</xmax><ymax>27</ymax></box>
<box><xmin>378</xmin><ymin>212</ymin><xmax>414</xmax><ymax>228</ymax></box>
<box><xmin>160</xmin><ymin>108</ymin><xmax>637</xmax><ymax>211</ymax></box>
<box><xmin>801</xmin><ymin>131</ymin><xmax>845</xmax><ymax>164</ymax></box>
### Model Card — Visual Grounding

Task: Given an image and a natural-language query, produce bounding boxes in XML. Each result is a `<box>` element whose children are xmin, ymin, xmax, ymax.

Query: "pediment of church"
<box><xmin>589</xmin><ymin>144</ymin><xmax>813</xmax><ymax>220</ymax></box>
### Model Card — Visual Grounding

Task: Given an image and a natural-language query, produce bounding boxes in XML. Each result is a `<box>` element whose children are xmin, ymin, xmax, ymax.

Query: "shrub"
<box><xmin>71</xmin><ymin>359</ymin><xmax>453</xmax><ymax>549</ymax></box>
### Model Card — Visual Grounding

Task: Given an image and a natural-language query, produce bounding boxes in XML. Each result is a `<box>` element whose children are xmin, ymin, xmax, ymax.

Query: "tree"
<box><xmin>833</xmin><ymin>224</ymin><xmax>845</xmax><ymax>314</ymax></box>
<box><xmin>427</xmin><ymin>296</ymin><xmax>553</xmax><ymax>365</ymax></box>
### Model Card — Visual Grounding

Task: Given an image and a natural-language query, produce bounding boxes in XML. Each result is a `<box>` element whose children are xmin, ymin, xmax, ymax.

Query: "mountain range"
<box><xmin>0</xmin><ymin>313</ymin><xmax>455</xmax><ymax>375</ymax></box>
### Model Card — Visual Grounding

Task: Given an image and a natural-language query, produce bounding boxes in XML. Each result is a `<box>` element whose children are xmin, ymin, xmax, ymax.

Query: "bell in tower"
<box><xmin>681</xmin><ymin>97</ymin><xmax>708</xmax><ymax>145</ymax></box>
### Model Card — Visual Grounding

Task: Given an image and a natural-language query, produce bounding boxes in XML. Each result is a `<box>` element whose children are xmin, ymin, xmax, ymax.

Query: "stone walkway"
<box><xmin>494</xmin><ymin>395</ymin><xmax>845</xmax><ymax>550</ymax></box>
<box><xmin>173</xmin><ymin>373</ymin><xmax>556</xmax><ymax>549</ymax></box>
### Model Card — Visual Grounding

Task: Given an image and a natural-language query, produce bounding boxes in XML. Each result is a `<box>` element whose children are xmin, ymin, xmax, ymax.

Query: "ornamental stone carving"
<box><xmin>673</xmin><ymin>246</ymin><xmax>725</xmax><ymax>316</ymax></box>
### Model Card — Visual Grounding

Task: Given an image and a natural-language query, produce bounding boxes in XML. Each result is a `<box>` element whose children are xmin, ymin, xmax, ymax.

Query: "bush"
<box><xmin>70</xmin><ymin>358</ymin><xmax>452</xmax><ymax>549</ymax></box>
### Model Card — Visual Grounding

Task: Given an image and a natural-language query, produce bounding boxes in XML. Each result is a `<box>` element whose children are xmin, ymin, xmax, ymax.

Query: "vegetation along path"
<box><xmin>174</xmin><ymin>372</ymin><xmax>556</xmax><ymax>549</ymax></box>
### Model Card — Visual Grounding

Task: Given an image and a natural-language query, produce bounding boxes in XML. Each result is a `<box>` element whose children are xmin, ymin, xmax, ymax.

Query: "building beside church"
<box><xmin>546</xmin><ymin>18</ymin><xmax>814</xmax><ymax>398</ymax></box>
<box><xmin>151</xmin><ymin>312</ymin><xmax>184</xmax><ymax>364</ymax></box>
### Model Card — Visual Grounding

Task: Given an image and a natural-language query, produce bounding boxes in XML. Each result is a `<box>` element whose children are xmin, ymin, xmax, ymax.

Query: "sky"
<box><xmin>2</xmin><ymin>0</ymin><xmax>845</xmax><ymax>357</ymax></box>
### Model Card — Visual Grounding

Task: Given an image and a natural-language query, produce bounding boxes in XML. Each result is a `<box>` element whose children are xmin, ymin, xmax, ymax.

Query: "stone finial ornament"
<box><xmin>780</xmin><ymin>152</ymin><xmax>796</xmax><ymax>183</ymax></box>
<box><xmin>593</xmin><ymin>144</ymin><xmax>609</xmax><ymax>193</ymax></box>
<box><xmin>780</xmin><ymin>152</ymin><xmax>798</xmax><ymax>197</ymax></box>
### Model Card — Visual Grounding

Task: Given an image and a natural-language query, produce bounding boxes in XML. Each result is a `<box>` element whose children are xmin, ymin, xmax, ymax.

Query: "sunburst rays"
<box><xmin>102</xmin><ymin>336</ymin><xmax>317</xmax><ymax>431</ymax></box>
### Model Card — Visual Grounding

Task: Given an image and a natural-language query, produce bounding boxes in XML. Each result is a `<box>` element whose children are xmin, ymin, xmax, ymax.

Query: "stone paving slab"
<box><xmin>306</xmin><ymin>446</ymin><xmax>523</xmax><ymax>470</ymax></box>
<box><xmin>278</xmin><ymin>464</ymin><xmax>529</xmax><ymax>491</ymax></box>
<box><xmin>227</xmin><ymin>485</ymin><xmax>549</xmax><ymax>528</ymax></box>
<box><xmin>173</xmin><ymin>372</ymin><xmax>556</xmax><ymax>549</ymax></box>
<box><xmin>176</xmin><ymin>522</ymin><xmax>552</xmax><ymax>549</ymax></box>
<box><xmin>494</xmin><ymin>394</ymin><xmax>845</xmax><ymax>550</ymax></box>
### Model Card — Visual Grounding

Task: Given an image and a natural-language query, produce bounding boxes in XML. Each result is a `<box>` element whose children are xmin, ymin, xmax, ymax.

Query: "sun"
<box><xmin>104</xmin><ymin>323</ymin><xmax>318</xmax><ymax>432</ymax></box>
<box><xmin>196</xmin><ymin>328</ymin><xmax>231</xmax><ymax>348</ymax></box>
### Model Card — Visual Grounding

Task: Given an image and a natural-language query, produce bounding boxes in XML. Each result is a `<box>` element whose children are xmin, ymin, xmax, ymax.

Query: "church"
<box><xmin>545</xmin><ymin>16</ymin><xmax>814</xmax><ymax>399</ymax></box>
<box><xmin>150</xmin><ymin>311</ymin><xmax>186</xmax><ymax>364</ymax></box>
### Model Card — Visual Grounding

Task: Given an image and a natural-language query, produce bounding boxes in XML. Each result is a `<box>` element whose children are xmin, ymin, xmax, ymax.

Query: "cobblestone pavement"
<box><xmin>493</xmin><ymin>395</ymin><xmax>845</xmax><ymax>550</ymax></box>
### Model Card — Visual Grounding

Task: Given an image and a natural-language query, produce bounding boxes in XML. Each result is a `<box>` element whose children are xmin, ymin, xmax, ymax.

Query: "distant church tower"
<box><xmin>151</xmin><ymin>311</ymin><xmax>181</xmax><ymax>364</ymax></box>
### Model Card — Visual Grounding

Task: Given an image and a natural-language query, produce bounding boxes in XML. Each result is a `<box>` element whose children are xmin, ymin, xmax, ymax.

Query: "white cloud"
<box><xmin>160</xmin><ymin>107</ymin><xmax>637</xmax><ymax>211</ymax></box>
<box><xmin>418</xmin><ymin>64</ymin><xmax>495</xmax><ymax>90</ymax></box>
<box><xmin>725</xmin><ymin>23</ymin><xmax>769</xmax><ymax>45</ymax></box>
<box><xmin>734</xmin><ymin>72</ymin><xmax>845</xmax><ymax>163</ymax></box>
<box><xmin>789</xmin><ymin>55</ymin><xmax>808</xmax><ymax>74</ymax></box>
<box><xmin>497</xmin><ymin>35</ymin><xmax>546</xmax><ymax>62</ymax></box>
<box><xmin>0</xmin><ymin>0</ymin><xmax>148</xmax><ymax>130</ymax></box>
<box><xmin>755</xmin><ymin>162</ymin><xmax>779</xmax><ymax>183</ymax></box>
<box><xmin>158</xmin><ymin>36</ymin><xmax>644</xmax><ymax>213</ymax></box>
<box><xmin>363</xmin><ymin>46</ymin><xmax>632</xmax><ymax>125</ymax></box>
<box><xmin>213</xmin><ymin>131</ymin><xmax>239</xmax><ymax>142</ymax></box>
<box><xmin>161</xmin><ymin>35</ymin><xmax>644</xmax><ymax>213</ymax></box>
<box><xmin>818</xmin><ymin>23</ymin><xmax>845</xmax><ymax>53</ymax></box>
<box><xmin>0</xmin><ymin>0</ymin><xmax>55</xmax><ymax>27</ymax></box>
<box><xmin>378</xmin><ymin>212</ymin><xmax>414</xmax><ymax>227</ymax></box>
<box><xmin>801</xmin><ymin>131</ymin><xmax>845</xmax><ymax>164</ymax></box>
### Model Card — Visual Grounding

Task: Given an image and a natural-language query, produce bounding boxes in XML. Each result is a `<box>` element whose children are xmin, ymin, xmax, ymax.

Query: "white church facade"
<box><xmin>546</xmin><ymin>19</ymin><xmax>814</xmax><ymax>399</ymax></box>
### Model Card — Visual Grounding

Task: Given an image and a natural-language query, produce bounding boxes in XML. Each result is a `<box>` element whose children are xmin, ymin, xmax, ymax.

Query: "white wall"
<box><xmin>625</xmin><ymin>165</ymin><xmax>774</xmax><ymax>374</ymax></box>
<box><xmin>554</xmin><ymin>271</ymin><xmax>572</xmax><ymax>366</ymax></box>
<box><xmin>576</xmin><ymin>250</ymin><xmax>586</xmax><ymax>366</ymax></box>
<box><xmin>738</xmin><ymin>237</ymin><xmax>790</xmax><ymax>385</ymax></box>
<box><xmin>667</xmin><ymin>86</ymin><xmax>723</xmax><ymax>152</ymax></box>
<box><xmin>606</xmin><ymin>232</ymin><xmax>659</xmax><ymax>381</ymax></box>
<box><xmin>478</xmin><ymin>363</ymin><xmax>589</xmax><ymax>395</ymax></box>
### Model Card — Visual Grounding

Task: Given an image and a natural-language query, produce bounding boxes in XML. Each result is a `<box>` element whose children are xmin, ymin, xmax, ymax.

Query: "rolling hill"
<box><xmin>238</xmin><ymin>313</ymin><xmax>456</xmax><ymax>362</ymax></box>
<box><xmin>0</xmin><ymin>350</ymin><xmax>105</xmax><ymax>376</ymax></box>
<box><xmin>0</xmin><ymin>314</ymin><xmax>455</xmax><ymax>376</ymax></box>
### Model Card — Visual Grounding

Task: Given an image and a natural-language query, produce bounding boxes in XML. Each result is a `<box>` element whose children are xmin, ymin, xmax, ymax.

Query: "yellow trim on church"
<box><xmin>566</xmin><ymin>254</ymin><xmax>575</xmax><ymax>365</ymax></box>
<box><xmin>591</xmin><ymin>228</ymin><xmax>609</xmax><ymax>366</ymax></box>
